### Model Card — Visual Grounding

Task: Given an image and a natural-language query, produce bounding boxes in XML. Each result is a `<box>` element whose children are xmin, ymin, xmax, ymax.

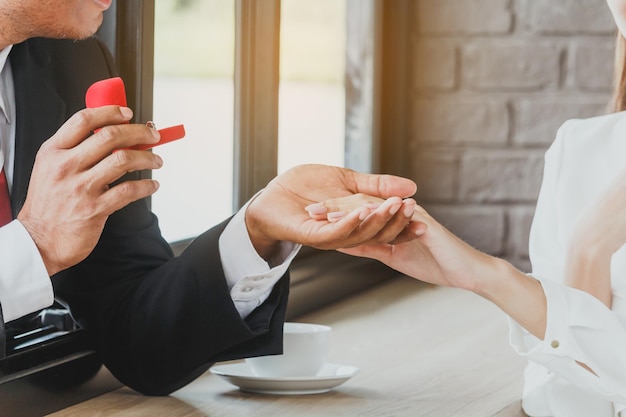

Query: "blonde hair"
<box><xmin>613</xmin><ymin>32</ymin><xmax>626</xmax><ymax>112</ymax></box>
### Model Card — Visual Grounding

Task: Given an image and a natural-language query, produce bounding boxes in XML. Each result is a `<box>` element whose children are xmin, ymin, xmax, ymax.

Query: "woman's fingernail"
<box><xmin>327</xmin><ymin>211</ymin><xmax>346</xmax><ymax>222</ymax></box>
<box><xmin>305</xmin><ymin>203</ymin><xmax>327</xmax><ymax>215</ymax></box>
<box><xmin>389</xmin><ymin>203</ymin><xmax>401</xmax><ymax>215</ymax></box>
<box><xmin>415</xmin><ymin>223</ymin><xmax>428</xmax><ymax>235</ymax></box>
<box><xmin>404</xmin><ymin>204</ymin><xmax>415</xmax><ymax>217</ymax></box>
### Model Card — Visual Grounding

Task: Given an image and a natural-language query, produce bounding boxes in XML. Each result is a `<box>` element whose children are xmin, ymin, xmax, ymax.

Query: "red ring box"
<box><xmin>85</xmin><ymin>77</ymin><xmax>185</xmax><ymax>150</ymax></box>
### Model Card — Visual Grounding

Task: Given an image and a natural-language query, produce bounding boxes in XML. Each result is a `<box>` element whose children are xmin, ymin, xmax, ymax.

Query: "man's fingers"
<box><xmin>101</xmin><ymin>179</ymin><xmax>160</xmax><ymax>215</ymax></box>
<box><xmin>49</xmin><ymin>106</ymin><xmax>134</xmax><ymax>149</ymax></box>
<box><xmin>78</xmin><ymin>124</ymin><xmax>160</xmax><ymax>167</ymax></box>
<box><xmin>88</xmin><ymin>149</ymin><xmax>164</xmax><ymax>191</ymax></box>
<box><xmin>47</xmin><ymin>106</ymin><xmax>161</xmax><ymax>170</ymax></box>
<box><xmin>349</xmin><ymin>171</ymin><xmax>417</xmax><ymax>200</ymax></box>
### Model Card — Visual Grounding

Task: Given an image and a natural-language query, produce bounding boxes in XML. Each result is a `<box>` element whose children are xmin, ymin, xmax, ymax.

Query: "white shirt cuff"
<box><xmin>0</xmin><ymin>220</ymin><xmax>53</xmax><ymax>322</ymax></box>
<box><xmin>219</xmin><ymin>193</ymin><xmax>301</xmax><ymax>318</ymax></box>
<box><xmin>508</xmin><ymin>275</ymin><xmax>626</xmax><ymax>409</ymax></box>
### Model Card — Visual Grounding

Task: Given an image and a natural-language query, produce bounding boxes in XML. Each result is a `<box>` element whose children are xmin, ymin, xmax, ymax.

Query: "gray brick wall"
<box><xmin>410</xmin><ymin>0</ymin><xmax>615</xmax><ymax>271</ymax></box>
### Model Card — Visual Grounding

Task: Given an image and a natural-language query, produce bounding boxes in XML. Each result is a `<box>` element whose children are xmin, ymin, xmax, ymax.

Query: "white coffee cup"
<box><xmin>246</xmin><ymin>322</ymin><xmax>331</xmax><ymax>377</ymax></box>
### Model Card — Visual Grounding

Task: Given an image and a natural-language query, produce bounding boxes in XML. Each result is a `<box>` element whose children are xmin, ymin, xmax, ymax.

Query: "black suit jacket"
<box><xmin>7</xmin><ymin>37</ymin><xmax>289</xmax><ymax>395</ymax></box>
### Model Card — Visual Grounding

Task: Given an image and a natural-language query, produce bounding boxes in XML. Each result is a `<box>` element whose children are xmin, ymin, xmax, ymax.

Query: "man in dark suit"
<box><xmin>0</xmin><ymin>0</ymin><xmax>420</xmax><ymax>395</ymax></box>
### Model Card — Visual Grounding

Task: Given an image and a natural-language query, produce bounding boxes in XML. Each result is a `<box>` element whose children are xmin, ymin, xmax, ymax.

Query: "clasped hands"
<box><xmin>244</xmin><ymin>164</ymin><xmax>425</xmax><ymax>261</ymax></box>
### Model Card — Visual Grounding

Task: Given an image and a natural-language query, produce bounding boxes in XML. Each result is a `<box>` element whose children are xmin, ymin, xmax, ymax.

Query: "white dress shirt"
<box><xmin>219</xmin><ymin>194</ymin><xmax>300</xmax><ymax>318</ymax></box>
<box><xmin>0</xmin><ymin>45</ymin><xmax>53</xmax><ymax>322</ymax></box>
<box><xmin>0</xmin><ymin>45</ymin><xmax>299</xmax><ymax>323</ymax></box>
<box><xmin>508</xmin><ymin>112</ymin><xmax>626</xmax><ymax>416</ymax></box>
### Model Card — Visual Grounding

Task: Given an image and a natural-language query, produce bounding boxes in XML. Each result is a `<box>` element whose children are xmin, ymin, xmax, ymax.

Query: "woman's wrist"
<box><xmin>470</xmin><ymin>256</ymin><xmax>512</xmax><ymax>299</ymax></box>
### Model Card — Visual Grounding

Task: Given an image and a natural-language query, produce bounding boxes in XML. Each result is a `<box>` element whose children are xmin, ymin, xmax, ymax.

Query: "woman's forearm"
<box><xmin>474</xmin><ymin>258</ymin><xmax>547</xmax><ymax>339</ymax></box>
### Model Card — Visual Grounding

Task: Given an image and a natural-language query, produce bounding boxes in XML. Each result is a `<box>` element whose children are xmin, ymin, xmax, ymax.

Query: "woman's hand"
<box><xmin>306</xmin><ymin>192</ymin><xmax>549</xmax><ymax>338</ymax></box>
<box><xmin>306</xmin><ymin>193</ymin><xmax>494</xmax><ymax>291</ymax></box>
<box><xmin>352</xmin><ymin>207</ymin><xmax>500</xmax><ymax>292</ymax></box>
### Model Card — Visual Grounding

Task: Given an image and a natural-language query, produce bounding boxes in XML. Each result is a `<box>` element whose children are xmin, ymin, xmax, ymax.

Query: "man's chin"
<box><xmin>58</xmin><ymin>17</ymin><xmax>103</xmax><ymax>41</ymax></box>
<box><xmin>49</xmin><ymin>30</ymin><xmax>98</xmax><ymax>42</ymax></box>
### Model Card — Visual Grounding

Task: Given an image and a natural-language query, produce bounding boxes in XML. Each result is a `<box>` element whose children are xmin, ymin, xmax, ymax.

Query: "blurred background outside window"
<box><xmin>152</xmin><ymin>0</ymin><xmax>346</xmax><ymax>242</ymax></box>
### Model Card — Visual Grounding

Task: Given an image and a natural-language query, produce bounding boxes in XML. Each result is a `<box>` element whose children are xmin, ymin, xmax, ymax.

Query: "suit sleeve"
<box><xmin>42</xmin><ymin>38</ymin><xmax>290</xmax><ymax>396</ymax></box>
<box><xmin>53</xmin><ymin>191</ymin><xmax>290</xmax><ymax>395</ymax></box>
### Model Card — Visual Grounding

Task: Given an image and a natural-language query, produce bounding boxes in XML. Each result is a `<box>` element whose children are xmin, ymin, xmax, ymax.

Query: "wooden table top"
<box><xmin>48</xmin><ymin>276</ymin><xmax>528</xmax><ymax>417</ymax></box>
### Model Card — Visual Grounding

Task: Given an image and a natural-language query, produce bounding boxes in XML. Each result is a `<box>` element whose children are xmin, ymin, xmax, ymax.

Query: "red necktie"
<box><xmin>0</xmin><ymin>168</ymin><xmax>12</xmax><ymax>226</ymax></box>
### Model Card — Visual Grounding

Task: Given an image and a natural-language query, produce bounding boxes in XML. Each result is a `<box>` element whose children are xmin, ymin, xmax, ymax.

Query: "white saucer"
<box><xmin>210</xmin><ymin>362</ymin><xmax>359</xmax><ymax>395</ymax></box>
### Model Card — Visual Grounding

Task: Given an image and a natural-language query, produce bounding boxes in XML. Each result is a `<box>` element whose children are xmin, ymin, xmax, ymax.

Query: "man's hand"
<box><xmin>17</xmin><ymin>106</ymin><xmax>163</xmax><ymax>276</ymax></box>
<box><xmin>244</xmin><ymin>164</ymin><xmax>420</xmax><ymax>260</ymax></box>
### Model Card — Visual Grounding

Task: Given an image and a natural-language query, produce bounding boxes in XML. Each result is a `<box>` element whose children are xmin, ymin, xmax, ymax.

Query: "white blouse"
<box><xmin>508</xmin><ymin>112</ymin><xmax>626</xmax><ymax>417</ymax></box>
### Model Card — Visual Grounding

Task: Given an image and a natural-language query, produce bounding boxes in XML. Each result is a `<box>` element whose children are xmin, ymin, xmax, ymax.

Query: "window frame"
<box><xmin>233</xmin><ymin>0</ymin><xmax>281</xmax><ymax>207</ymax></box>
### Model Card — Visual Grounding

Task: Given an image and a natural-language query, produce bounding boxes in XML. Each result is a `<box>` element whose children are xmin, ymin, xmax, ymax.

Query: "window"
<box><xmin>149</xmin><ymin>0</ymin><xmax>395</xmax><ymax>243</ymax></box>
<box><xmin>278</xmin><ymin>0</ymin><xmax>346</xmax><ymax>173</ymax></box>
<box><xmin>152</xmin><ymin>0</ymin><xmax>236</xmax><ymax>242</ymax></box>
<box><xmin>102</xmin><ymin>0</ymin><xmax>412</xmax><ymax>312</ymax></box>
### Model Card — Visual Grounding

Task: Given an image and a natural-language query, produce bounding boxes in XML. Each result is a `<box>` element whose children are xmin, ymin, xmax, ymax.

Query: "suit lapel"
<box><xmin>9</xmin><ymin>40</ymin><xmax>66</xmax><ymax>216</ymax></box>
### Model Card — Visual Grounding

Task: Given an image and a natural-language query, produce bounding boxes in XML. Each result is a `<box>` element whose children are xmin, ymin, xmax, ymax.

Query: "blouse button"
<box><xmin>550</xmin><ymin>340</ymin><xmax>560</xmax><ymax>349</ymax></box>
<box><xmin>241</xmin><ymin>287</ymin><xmax>254</xmax><ymax>293</ymax></box>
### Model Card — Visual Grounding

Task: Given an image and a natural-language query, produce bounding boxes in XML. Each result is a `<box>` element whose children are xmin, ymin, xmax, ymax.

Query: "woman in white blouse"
<box><xmin>306</xmin><ymin>1</ymin><xmax>626</xmax><ymax>415</ymax></box>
